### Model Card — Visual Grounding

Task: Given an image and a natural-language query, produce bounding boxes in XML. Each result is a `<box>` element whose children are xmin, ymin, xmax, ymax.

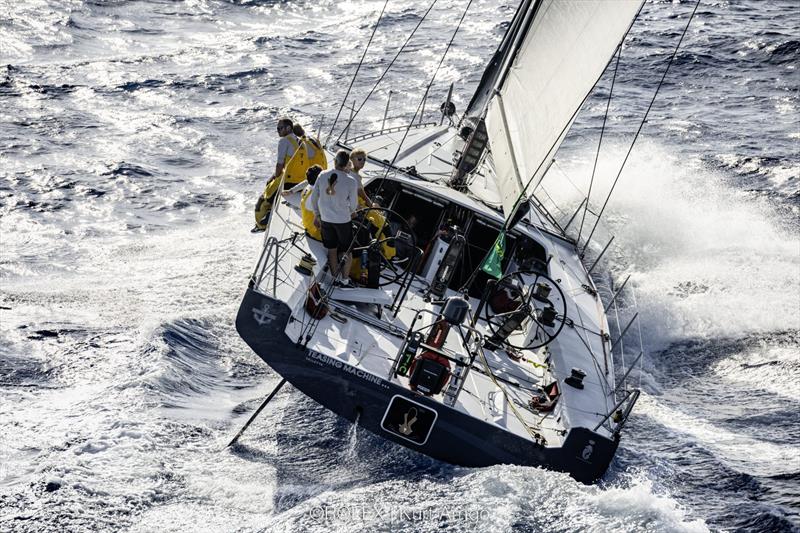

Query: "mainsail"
<box><xmin>476</xmin><ymin>0</ymin><xmax>643</xmax><ymax>216</ymax></box>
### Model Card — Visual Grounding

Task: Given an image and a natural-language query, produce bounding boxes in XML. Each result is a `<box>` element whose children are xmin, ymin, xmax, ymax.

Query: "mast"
<box><xmin>463</xmin><ymin>0</ymin><xmax>536</xmax><ymax>119</ymax></box>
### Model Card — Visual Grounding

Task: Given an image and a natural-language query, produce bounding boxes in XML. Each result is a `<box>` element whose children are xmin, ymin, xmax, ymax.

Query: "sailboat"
<box><xmin>235</xmin><ymin>0</ymin><xmax>647</xmax><ymax>483</ymax></box>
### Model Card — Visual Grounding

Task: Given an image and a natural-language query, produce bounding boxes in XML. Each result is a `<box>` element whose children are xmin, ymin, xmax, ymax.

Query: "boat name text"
<box><xmin>306</xmin><ymin>350</ymin><xmax>389</xmax><ymax>388</ymax></box>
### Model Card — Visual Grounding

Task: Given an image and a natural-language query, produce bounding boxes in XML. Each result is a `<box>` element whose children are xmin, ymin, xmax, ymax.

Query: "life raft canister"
<box><xmin>408</xmin><ymin>319</ymin><xmax>452</xmax><ymax>395</ymax></box>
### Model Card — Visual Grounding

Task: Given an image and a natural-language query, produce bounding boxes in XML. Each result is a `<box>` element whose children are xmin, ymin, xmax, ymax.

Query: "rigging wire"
<box><xmin>577</xmin><ymin>44</ymin><xmax>622</xmax><ymax>249</ymax></box>
<box><xmin>631</xmin><ymin>285</ymin><xmax>646</xmax><ymax>391</ymax></box>
<box><xmin>417</xmin><ymin>0</ymin><xmax>475</xmax><ymax>127</ymax></box>
<box><xmin>552</xmin><ymin>161</ymin><xmax>589</xmax><ymax>201</ymax></box>
<box><xmin>612</xmin><ymin>284</ymin><xmax>626</xmax><ymax>380</ymax></box>
<box><xmin>346</xmin><ymin>0</ymin><xmax>474</xmax><ymax>237</ymax></box>
<box><xmin>332</xmin><ymin>0</ymin><xmax>441</xmax><ymax>146</ymax></box>
<box><xmin>300</xmin><ymin>0</ymin><xmax>474</xmax><ymax>346</ymax></box>
<box><xmin>325</xmin><ymin>0</ymin><xmax>390</xmax><ymax>144</ymax></box>
<box><xmin>582</xmin><ymin>0</ymin><xmax>701</xmax><ymax>255</ymax></box>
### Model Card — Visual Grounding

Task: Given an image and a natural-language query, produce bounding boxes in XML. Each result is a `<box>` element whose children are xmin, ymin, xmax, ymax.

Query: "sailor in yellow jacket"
<box><xmin>253</xmin><ymin>117</ymin><xmax>298</xmax><ymax>232</ymax></box>
<box><xmin>281</xmin><ymin>164</ymin><xmax>324</xmax><ymax>241</ymax></box>
<box><xmin>252</xmin><ymin>120</ymin><xmax>328</xmax><ymax>233</ymax></box>
<box><xmin>294</xmin><ymin>124</ymin><xmax>328</xmax><ymax>171</ymax></box>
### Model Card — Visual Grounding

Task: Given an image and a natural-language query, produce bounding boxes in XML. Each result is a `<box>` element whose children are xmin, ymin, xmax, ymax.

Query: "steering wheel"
<box><xmin>351</xmin><ymin>207</ymin><xmax>417</xmax><ymax>287</ymax></box>
<box><xmin>482</xmin><ymin>270</ymin><xmax>567</xmax><ymax>350</ymax></box>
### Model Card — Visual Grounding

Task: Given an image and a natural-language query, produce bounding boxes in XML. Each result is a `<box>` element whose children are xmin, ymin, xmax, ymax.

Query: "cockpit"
<box><xmin>362</xmin><ymin>176</ymin><xmax>549</xmax><ymax>298</ymax></box>
<box><xmin>255</xmin><ymin>170</ymin><xmax>569</xmax><ymax>411</ymax></box>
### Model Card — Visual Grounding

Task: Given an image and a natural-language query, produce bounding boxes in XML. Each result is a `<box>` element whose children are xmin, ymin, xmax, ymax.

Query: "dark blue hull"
<box><xmin>235</xmin><ymin>288</ymin><xmax>618</xmax><ymax>483</ymax></box>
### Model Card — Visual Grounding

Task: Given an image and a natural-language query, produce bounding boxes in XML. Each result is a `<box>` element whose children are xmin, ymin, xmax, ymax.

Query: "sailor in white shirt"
<box><xmin>308</xmin><ymin>150</ymin><xmax>358</xmax><ymax>280</ymax></box>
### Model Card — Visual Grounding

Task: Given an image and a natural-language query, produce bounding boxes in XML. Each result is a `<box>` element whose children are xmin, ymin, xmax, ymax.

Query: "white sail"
<box><xmin>484</xmin><ymin>0</ymin><xmax>642</xmax><ymax>216</ymax></box>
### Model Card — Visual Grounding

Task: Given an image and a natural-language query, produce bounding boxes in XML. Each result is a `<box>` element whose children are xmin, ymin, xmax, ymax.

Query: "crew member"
<box><xmin>349</xmin><ymin>148</ymin><xmax>371</xmax><ymax>207</ymax></box>
<box><xmin>282</xmin><ymin>164</ymin><xmax>324</xmax><ymax>241</ymax></box>
<box><xmin>252</xmin><ymin>117</ymin><xmax>303</xmax><ymax>233</ymax></box>
<box><xmin>293</xmin><ymin>124</ymin><xmax>328</xmax><ymax>170</ymax></box>
<box><xmin>308</xmin><ymin>150</ymin><xmax>358</xmax><ymax>283</ymax></box>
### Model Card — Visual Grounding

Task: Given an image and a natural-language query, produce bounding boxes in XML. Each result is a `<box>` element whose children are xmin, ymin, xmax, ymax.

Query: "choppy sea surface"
<box><xmin>1</xmin><ymin>0</ymin><xmax>798</xmax><ymax>532</ymax></box>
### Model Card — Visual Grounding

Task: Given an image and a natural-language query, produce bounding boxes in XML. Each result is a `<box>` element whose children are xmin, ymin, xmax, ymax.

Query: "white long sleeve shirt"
<box><xmin>308</xmin><ymin>168</ymin><xmax>358</xmax><ymax>224</ymax></box>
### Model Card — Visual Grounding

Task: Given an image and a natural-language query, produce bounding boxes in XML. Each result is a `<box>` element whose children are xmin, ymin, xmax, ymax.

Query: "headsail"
<box><xmin>478</xmin><ymin>0</ymin><xmax>642</xmax><ymax>216</ymax></box>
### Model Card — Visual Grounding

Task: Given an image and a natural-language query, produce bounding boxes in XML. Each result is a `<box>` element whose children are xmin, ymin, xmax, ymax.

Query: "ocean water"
<box><xmin>1</xmin><ymin>1</ymin><xmax>798</xmax><ymax>532</ymax></box>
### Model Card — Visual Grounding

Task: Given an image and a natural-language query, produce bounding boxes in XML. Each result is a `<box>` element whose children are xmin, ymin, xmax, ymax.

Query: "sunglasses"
<box><xmin>354</xmin><ymin>156</ymin><xmax>365</xmax><ymax>161</ymax></box>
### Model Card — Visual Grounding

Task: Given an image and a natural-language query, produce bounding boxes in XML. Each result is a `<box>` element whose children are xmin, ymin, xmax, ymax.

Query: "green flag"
<box><xmin>481</xmin><ymin>231</ymin><xmax>505</xmax><ymax>278</ymax></box>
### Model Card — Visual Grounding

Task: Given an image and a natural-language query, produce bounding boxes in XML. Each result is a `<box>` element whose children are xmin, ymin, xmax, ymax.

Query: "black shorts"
<box><xmin>320</xmin><ymin>221</ymin><xmax>353</xmax><ymax>253</ymax></box>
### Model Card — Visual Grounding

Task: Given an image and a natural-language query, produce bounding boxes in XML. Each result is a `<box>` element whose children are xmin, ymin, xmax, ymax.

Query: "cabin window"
<box><xmin>363</xmin><ymin>179</ymin><xmax>548</xmax><ymax>296</ymax></box>
<box><xmin>390</xmin><ymin>191</ymin><xmax>445</xmax><ymax>246</ymax></box>
<box><xmin>453</xmin><ymin>217</ymin><xmax>510</xmax><ymax>297</ymax></box>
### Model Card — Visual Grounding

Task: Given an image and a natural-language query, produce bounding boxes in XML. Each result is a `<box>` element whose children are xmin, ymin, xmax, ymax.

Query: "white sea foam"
<box><xmin>637</xmin><ymin>392</ymin><xmax>800</xmax><ymax>477</ymax></box>
<box><xmin>264</xmin><ymin>465</ymin><xmax>709</xmax><ymax>533</ymax></box>
<box><xmin>547</xmin><ymin>141</ymin><xmax>800</xmax><ymax>350</ymax></box>
<box><xmin>711</xmin><ymin>343</ymin><xmax>800</xmax><ymax>402</ymax></box>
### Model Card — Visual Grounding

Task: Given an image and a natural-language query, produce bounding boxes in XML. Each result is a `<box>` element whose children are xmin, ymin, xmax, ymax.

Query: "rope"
<box><xmin>326</xmin><ymin>0</ymin><xmax>390</xmax><ymax>144</ymax></box>
<box><xmin>301</xmin><ymin>0</ymin><xmax>473</xmax><ymax>346</ymax></box>
<box><xmin>577</xmin><ymin>44</ymin><xmax>621</xmax><ymax>247</ymax></box>
<box><xmin>476</xmin><ymin>346</ymin><xmax>546</xmax><ymax>444</ymax></box>
<box><xmin>582</xmin><ymin>0</ymin><xmax>701</xmax><ymax>254</ymax></box>
<box><xmin>333</xmin><ymin>0</ymin><xmax>441</xmax><ymax>146</ymax></box>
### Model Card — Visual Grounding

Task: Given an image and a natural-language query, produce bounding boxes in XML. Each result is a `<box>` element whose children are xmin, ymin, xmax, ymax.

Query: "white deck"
<box><xmin>253</xmin><ymin>126</ymin><xmax>618</xmax><ymax>448</ymax></box>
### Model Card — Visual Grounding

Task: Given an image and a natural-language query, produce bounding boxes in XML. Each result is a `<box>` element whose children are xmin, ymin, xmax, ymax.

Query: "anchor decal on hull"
<box><xmin>252</xmin><ymin>303</ymin><xmax>278</xmax><ymax>326</ymax></box>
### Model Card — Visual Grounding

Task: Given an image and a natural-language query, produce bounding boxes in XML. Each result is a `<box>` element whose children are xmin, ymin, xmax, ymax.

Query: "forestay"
<box><xmin>483</xmin><ymin>0</ymin><xmax>642</xmax><ymax>216</ymax></box>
